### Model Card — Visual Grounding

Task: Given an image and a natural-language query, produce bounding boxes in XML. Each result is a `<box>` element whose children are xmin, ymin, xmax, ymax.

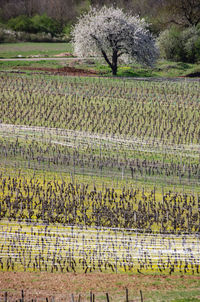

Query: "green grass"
<box><xmin>145</xmin><ymin>289</ymin><xmax>200</xmax><ymax>302</ymax></box>
<box><xmin>94</xmin><ymin>60</ymin><xmax>200</xmax><ymax>78</ymax></box>
<box><xmin>0</xmin><ymin>42</ymin><xmax>199</xmax><ymax>78</ymax></box>
<box><xmin>0</xmin><ymin>42</ymin><xmax>72</xmax><ymax>58</ymax></box>
<box><xmin>0</xmin><ymin>58</ymin><xmax>199</xmax><ymax>78</ymax></box>
<box><xmin>173</xmin><ymin>298</ymin><xmax>200</xmax><ymax>302</ymax></box>
<box><xmin>152</xmin><ymin>61</ymin><xmax>200</xmax><ymax>78</ymax></box>
<box><xmin>0</xmin><ymin>59</ymin><xmax>65</xmax><ymax>70</ymax></box>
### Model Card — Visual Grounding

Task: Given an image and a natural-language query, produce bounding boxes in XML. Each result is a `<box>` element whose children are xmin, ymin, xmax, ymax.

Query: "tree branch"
<box><xmin>91</xmin><ymin>34</ymin><xmax>113</xmax><ymax>70</ymax></box>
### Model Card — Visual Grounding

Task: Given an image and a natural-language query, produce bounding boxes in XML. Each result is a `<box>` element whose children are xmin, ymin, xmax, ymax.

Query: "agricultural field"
<box><xmin>0</xmin><ymin>42</ymin><xmax>73</xmax><ymax>59</ymax></box>
<box><xmin>0</xmin><ymin>42</ymin><xmax>200</xmax><ymax>77</ymax></box>
<box><xmin>0</xmin><ymin>64</ymin><xmax>200</xmax><ymax>301</ymax></box>
<box><xmin>1</xmin><ymin>220</ymin><xmax>200</xmax><ymax>274</ymax></box>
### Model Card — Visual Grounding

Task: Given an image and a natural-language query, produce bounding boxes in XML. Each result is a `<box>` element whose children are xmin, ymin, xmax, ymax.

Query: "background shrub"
<box><xmin>0</xmin><ymin>27</ymin><xmax>6</xmax><ymax>42</ymax></box>
<box><xmin>62</xmin><ymin>21</ymin><xmax>73</xmax><ymax>39</ymax></box>
<box><xmin>7</xmin><ymin>14</ymin><xmax>62</xmax><ymax>37</ymax></box>
<box><xmin>158</xmin><ymin>27</ymin><xmax>183</xmax><ymax>61</ymax></box>
<box><xmin>31</xmin><ymin>14</ymin><xmax>61</xmax><ymax>36</ymax></box>
<box><xmin>183</xmin><ymin>27</ymin><xmax>200</xmax><ymax>63</ymax></box>
<box><xmin>158</xmin><ymin>25</ymin><xmax>200</xmax><ymax>63</ymax></box>
<box><xmin>7</xmin><ymin>15</ymin><xmax>33</xmax><ymax>33</ymax></box>
<box><xmin>0</xmin><ymin>28</ymin><xmax>17</xmax><ymax>42</ymax></box>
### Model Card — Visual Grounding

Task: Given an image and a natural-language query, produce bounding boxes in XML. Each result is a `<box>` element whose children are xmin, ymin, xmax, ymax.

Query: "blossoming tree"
<box><xmin>72</xmin><ymin>6</ymin><xmax>158</xmax><ymax>75</ymax></box>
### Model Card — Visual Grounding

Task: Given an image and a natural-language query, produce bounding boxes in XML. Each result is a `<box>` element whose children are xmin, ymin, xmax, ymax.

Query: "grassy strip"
<box><xmin>0</xmin><ymin>60</ymin><xmax>66</xmax><ymax>70</ymax></box>
<box><xmin>0</xmin><ymin>42</ymin><xmax>72</xmax><ymax>59</ymax></box>
<box><xmin>0</xmin><ymin>58</ymin><xmax>199</xmax><ymax>78</ymax></box>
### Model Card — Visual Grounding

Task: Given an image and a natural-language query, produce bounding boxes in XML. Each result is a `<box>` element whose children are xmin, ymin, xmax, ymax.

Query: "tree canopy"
<box><xmin>72</xmin><ymin>6</ymin><xmax>158</xmax><ymax>75</ymax></box>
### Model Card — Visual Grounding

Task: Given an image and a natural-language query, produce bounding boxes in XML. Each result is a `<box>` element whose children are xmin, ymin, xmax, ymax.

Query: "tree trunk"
<box><xmin>92</xmin><ymin>34</ymin><xmax>119</xmax><ymax>76</ymax></box>
<box><xmin>112</xmin><ymin>50</ymin><xmax>118</xmax><ymax>75</ymax></box>
<box><xmin>112</xmin><ymin>65</ymin><xmax>117</xmax><ymax>75</ymax></box>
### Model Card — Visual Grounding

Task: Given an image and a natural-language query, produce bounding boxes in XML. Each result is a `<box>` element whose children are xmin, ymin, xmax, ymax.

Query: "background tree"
<box><xmin>72</xmin><ymin>6</ymin><xmax>158</xmax><ymax>75</ymax></box>
<box><xmin>0</xmin><ymin>0</ymin><xmax>90</xmax><ymax>23</ymax></box>
<box><xmin>158</xmin><ymin>25</ymin><xmax>200</xmax><ymax>63</ymax></box>
<box><xmin>156</xmin><ymin>0</ymin><xmax>200</xmax><ymax>28</ymax></box>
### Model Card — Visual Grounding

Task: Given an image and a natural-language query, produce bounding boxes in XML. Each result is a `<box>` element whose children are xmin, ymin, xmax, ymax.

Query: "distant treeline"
<box><xmin>0</xmin><ymin>0</ymin><xmax>199</xmax><ymax>63</ymax></box>
<box><xmin>0</xmin><ymin>0</ymin><xmax>199</xmax><ymax>32</ymax></box>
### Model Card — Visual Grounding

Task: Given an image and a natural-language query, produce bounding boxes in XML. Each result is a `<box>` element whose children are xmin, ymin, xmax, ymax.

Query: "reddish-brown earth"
<box><xmin>0</xmin><ymin>272</ymin><xmax>200</xmax><ymax>301</ymax></box>
<box><xmin>20</xmin><ymin>66</ymin><xmax>98</xmax><ymax>77</ymax></box>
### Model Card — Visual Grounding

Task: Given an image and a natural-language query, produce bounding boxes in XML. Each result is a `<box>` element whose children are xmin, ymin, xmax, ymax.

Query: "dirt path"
<box><xmin>0</xmin><ymin>57</ymin><xmax>86</xmax><ymax>61</ymax></box>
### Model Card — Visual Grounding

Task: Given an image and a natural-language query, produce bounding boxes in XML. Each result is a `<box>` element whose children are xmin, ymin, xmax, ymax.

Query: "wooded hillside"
<box><xmin>0</xmin><ymin>0</ymin><xmax>199</xmax><ymax>31</ymax></box>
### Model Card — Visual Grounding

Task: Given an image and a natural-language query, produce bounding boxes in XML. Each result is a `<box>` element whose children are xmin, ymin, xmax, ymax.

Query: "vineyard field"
<box><xmin>0</xmin><ymin>74</ymin><xmax>200</xmax><ymax>145</ymax></box>
<box><xmin>1</xmin><ymin>220</ymin><xmax>200</xmax><ymax>275</ymax></box>
<box><xmin>0</xmin><ymin>174</ymin><xmax>200</xmax><ymax>233</ymax></box>
<box><xmin>0</xmin><ymin>71</ymin><xmax>200</xmax><ymax>285</ymax></box>
<box><xmin>0</xmin><ymin>73</ymin><xmax>200</xmax><ymax>190</ymax></box>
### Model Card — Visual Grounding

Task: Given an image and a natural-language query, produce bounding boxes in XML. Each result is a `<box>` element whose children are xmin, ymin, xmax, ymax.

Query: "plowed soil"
<box><xmin>20</xmin><ymin>66</ymin><xmax>98</xmax><ymax>76</ymax></box>
<box><xmin>0</xmin><ymin>272</ymin><xmax>200</xmax><ymax>301</ymax></box>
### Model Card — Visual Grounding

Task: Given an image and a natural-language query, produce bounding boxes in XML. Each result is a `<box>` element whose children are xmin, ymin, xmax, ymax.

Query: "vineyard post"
<box><xmin>106</xmin><ymin>293</ymin><xmax>110</xmax><ymax>302</ymax></box>
<box><xmin>122</xmin><ymin>166</ymin><xmax>124</xmax><ymax>180</ymax></box>
<box><xmin>82</xmin><ymin>162</ymin><xmax>84</xmax><ymax>179</ymax></box>
<box><xmin>115</xmin><ymin>255</ymin><xmax>118</xmax><ymax>273</ymax></box>
<box><xmin>4</xmin><ymin>292</ymin><xmax>8</xmax><ymax>302</ymax></box>
<box><xmin>179</xmin><ymin>170</ymin><xmax>182</xmax><ymax>184</ymax></box>
<box><xmin>71</xmin><ymin>293</ymin><xmax>75</xmax><ymax>302</ymax></box>
<box><xmin>70</xmin><ymin>172</ymin><xmax>74</xmax><ymax>184</ymax></box>
<box><xmin>140</xmin><ymin>290</ymin><xmax>143</xmax><ymax>302</ymax></box>
<box><xmin>126</xmin><ymin>288</ymin><xmax>129</xmax><ymax>302</ymax></box>
<box><xmin>100</xmin><ymin>142</ymin><xmax>102</xmax><ymax>178</ymax></box>
<box><xmin>73</xmin><ymin>150</ymin><xmax>76</xmax><ymax>176</ymax></box>
<box><xmin>21</xmin><ymin>289</ymin><xmax>24</xmax><ymax>302</ymax></box>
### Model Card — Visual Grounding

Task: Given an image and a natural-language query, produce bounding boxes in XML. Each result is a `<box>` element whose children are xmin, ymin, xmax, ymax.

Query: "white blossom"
<box><xmin>72</xmin><ymin>6</ymin><xmax>159</xmax><ymax>75</ymax></box>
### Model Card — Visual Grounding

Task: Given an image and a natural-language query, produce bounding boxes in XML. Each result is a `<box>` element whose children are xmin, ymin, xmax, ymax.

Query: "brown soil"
<box><xmin>54</xmin><ymin>53</ymin><xmax>73</xmax><ymax>57</ymax></box>
<box><xmin>20</xmin><ymin>66</ymin><xmax>98</xmax><ymax>77</ymax></box>
<box><xmin>0</xmin><ymin>272</ymin><xmax>200</xmax><ymax>301</ymax></box>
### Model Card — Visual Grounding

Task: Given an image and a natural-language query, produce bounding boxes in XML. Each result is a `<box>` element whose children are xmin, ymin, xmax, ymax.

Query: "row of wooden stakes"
<box><xmin>3</xmin><ymin>289</ymin><xmax>144</xmax><ymax>302</ymax></box>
